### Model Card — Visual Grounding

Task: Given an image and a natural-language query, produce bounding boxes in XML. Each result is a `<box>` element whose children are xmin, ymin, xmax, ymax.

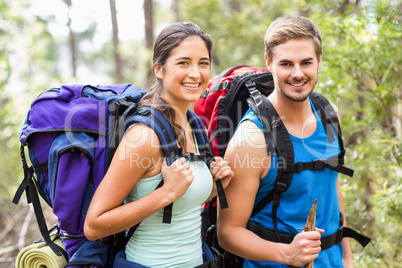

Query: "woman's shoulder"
<box><xmin>122</xmin><ymin>123</ymin><xmax>162</xmax><ymax>155</ymax></box>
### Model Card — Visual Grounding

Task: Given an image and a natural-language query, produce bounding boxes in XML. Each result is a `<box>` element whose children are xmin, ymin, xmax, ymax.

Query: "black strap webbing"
<box><xmin>13</xmin><ymin>146</ymin><xmax>68</xmax><ymax>259</ymax></box>
<box><xmin>125</xmin><ymin>179</ymin><xmax>165</xmax><ymax>246</ymax></box>
<box><xmin>247</xmin><ymin>219</ymin><xmax>371</xmax><ymax>250</ymax></box>
<box><xmin>189</xmin><ymin>113</ymin><xmax>228</xmax><ymax>209</ymax></box>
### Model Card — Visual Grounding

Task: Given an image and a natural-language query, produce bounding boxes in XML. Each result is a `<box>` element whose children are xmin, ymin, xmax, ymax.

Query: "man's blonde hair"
<box><xmin>264</xmin><ymin>16</ymin><xmax>322</xmax><ymax>61</ymax></box>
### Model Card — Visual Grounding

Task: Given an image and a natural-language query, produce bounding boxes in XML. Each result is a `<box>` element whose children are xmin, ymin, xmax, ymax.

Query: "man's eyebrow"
<box><xmin>278</xmin><ymin>57</ymin><xmax>314</xmax><ymax>63</ymax></box>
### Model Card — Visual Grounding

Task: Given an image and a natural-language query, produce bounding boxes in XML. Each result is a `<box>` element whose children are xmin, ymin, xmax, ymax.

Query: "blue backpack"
<box><xmin>13</xmin><ymin>83</ymin><xmax>225</xmax><ymax>267</ymax></box>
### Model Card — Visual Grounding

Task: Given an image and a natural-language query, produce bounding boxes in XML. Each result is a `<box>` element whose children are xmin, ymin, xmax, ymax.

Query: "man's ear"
<box><xmin>154</xmin><ymin>64</ymin><xmax>163</xmax><ymax>79</ymax></box>
<box><xmin>265</xmin><ymin>54</ymin><xmax>272</xmax><ymax>71</ymax></box>
<box><xmin>318</xmin><ymin>55</ymin><xmax>322</xmax><ymax>69</ymax></box>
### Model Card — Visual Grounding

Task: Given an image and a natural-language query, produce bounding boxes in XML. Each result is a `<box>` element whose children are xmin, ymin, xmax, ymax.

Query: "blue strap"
<box><xmin>126</xmin><ymin>107</ymin><xmax>179</xmax><ymax>166</ymax></box>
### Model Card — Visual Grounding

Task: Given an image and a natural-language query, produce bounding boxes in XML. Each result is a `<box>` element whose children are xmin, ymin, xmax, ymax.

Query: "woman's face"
<box><xmin>154</xmin><ymin>35</ymin><xmax>210</xmax><ymax>110</ymax></box>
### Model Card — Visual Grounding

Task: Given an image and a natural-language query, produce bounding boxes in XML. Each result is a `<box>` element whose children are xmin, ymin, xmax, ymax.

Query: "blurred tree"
<box><xmin>144</xmin><ymin>0</ymin><xmax>154</xmax><ymax>87</ymax></box>
<box><xmin>172</xmin><ymin>0</ymin><xmax>181</xmax><ymax>22</ymax></box>
<box><xmin>62</xmin><ymin>0</ymin><xmax>78</xmax><ymax>77</ymax></box>
<box><xmin>109</xmin><ymin>0</ymin><xmax>124</xmax><ymax>83</ymax></box>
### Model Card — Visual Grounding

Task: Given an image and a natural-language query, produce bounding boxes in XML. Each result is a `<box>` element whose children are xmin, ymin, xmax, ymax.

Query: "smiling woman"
<box><xmin>83</xmin><ymin>22</ymin><xmax>232</xmax><ymax>268</ymax></box>
<box><xmin>154</xmin><ymin>35</ymin><xmax>211</xmax><ymax>110</ymax></box>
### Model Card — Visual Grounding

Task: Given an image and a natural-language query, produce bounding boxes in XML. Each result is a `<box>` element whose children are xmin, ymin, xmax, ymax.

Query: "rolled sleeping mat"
<box><xmin>15</xmin><ymin>234</ymin><xmax>67</xmax><ymax>268</ymax></box>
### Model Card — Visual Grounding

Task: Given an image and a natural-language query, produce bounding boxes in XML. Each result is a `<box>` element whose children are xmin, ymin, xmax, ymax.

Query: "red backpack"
<box><xmin>194</xmin><ymin>65</ymin><xmax>271</xmax><ymax>157</ymax></box>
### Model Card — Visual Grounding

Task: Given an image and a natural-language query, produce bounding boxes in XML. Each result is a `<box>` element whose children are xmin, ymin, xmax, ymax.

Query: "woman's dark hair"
<box><xmin>139</xmin><ymin>22</ymin><xmax>212</xmax><ymax>150</ymax></box>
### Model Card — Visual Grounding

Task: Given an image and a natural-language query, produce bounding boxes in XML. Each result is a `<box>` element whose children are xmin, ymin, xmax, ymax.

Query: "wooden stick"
<box><xmin>303</xmin><ymin>199</ymin><xmax>317</xmax><ymax>268</ymax></box>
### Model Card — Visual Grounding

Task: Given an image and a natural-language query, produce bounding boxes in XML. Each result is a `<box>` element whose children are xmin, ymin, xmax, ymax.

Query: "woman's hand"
<box><xmin>210</xmin><ymin>156</ymin><xmax>234</xmax><ymax>188</ymax></box>
<box><xmin>161</xmin><ymin>157</ymin><xmax>194</xmax><ymax>201</ymax></box>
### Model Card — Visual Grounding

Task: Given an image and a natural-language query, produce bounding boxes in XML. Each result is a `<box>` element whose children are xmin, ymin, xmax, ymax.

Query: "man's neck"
<box><xmin>268</xmin><ymin>90</ymin><xmax>313</xmax><ymax>123</ymax></box>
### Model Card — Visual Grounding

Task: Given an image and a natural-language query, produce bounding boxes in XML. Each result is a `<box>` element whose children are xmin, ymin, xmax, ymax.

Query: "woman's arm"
<box><xmin>84</xmin><ymin>124</ymin><xmax>193</xmax><ymax>240</ymax></box>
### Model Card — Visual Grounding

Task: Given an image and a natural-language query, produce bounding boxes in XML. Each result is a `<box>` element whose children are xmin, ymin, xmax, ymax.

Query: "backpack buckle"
<box><xmin>313</xmin><ymin>160</ymin><xmax>326</xmax><ymax>170</ymax></box>
<box><xmin>137</xmin><ymin>109</ymin><xmax>151</xmax><ymax>116</ymax></box>
<box><xmin>275</xmin><ymin>182</ymin><xmax>287</xmax><ymax>192</ymax></box>
<box><xmin>336</xmin><ymin>226</ymin><xmax>344</xmax><ymax>244</ymax></box>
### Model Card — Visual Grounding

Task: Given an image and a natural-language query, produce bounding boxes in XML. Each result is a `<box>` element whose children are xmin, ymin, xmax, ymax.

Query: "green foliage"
<box><xmin>179</xmin><ymin>0</ymin><xmax>298</xmax><ymax>75</ymax></box>
<box><xmin>307</xmin><ymin>0</ymin><xmax>402</xmax><ymax>266</ymax></box>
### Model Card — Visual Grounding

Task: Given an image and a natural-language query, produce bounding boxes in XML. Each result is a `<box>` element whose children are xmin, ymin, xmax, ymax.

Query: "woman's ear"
<box><xmin>154</xmin><ymin>64</ymin><xmax>163</xmax><ymax>79</ymax></box>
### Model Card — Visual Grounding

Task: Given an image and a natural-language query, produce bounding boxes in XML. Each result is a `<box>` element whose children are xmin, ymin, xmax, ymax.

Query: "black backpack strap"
<box><xmin>208</xmin><ymin>65</ymin><xmax>249</xmax><ymax>94</ymax></box>
<box><xmin>263</xmin><ymin>100</ymin><xmax>294</xmax><ymax>242</ymax></box>
<box><xmin>244</xmin><ymin>80</ymin><xmax>294</xmax><ymax>242</ymax></box>
<box><xmin>310</xmin><ymin>92</ymin><xmax>354</xmax><ymax>177</ymax></box>
<box><xmin>13</xmin><ymin>146</ymin><xmax>68</xmax><ymax>259</ymax></box>
<box><xmin>187</xmin><ymin>111</ymin><xmax>228</xmax><ymax>209</ymax></box>
<box><xmin>245</xmin><ymin>80</ymin><xmax>275</xmax><ymax>156</ymax></box>
<box><xmin>248</xmin><ymin>212</ymin><xmax>371</xmax><ymax>250</ymax></box>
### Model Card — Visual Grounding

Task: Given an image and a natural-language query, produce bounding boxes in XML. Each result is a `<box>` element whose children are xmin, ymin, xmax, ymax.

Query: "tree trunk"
<box><xmin>172</xmin><ymin>0</ymin><xmax>180</xmax><ymax>22</ymax></box>
<box><xmin>339</xmin><ymin>0</ymin><xmax>350</xmax><ymax>14</ymax></box>
<box><xmin>63</xmin><ymin>0</ymin><xmax>77</xmax><ymax>77</ymax></box>
<box><xmin>298</xmin><ymin>0</ymin><xmax>311</xmax><ymax>17</ymax></box>
<box><xmin>144</xmin><ymin>0</ymin><xmax>154</xmax><ymax>87</ymax></box>
<box><xmin>109</xmin><ymin>0</ymin><xmax>123</xmax><ymax>83</ymax></box>
<box><xmin>229</xmin><ymin>0</ymin><xmax>240</xmax><ymax>12</ymax></box>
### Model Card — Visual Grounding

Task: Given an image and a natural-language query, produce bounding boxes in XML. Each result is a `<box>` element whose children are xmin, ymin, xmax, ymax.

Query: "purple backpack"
<box><xmin>13</xmin><ymin>83</ymin><xmax>219</xmax><ymax>267</ymax></box>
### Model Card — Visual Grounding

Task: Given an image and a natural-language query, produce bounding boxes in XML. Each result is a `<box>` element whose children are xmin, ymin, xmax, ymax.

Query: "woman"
<box><xmin>84</xmin><ymin>22</ymin><xmax>233</xmax><ymax>268</ymax></box>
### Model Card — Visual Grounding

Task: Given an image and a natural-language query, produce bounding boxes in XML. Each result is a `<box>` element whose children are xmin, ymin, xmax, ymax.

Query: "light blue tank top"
<box><xmin>240</xmin><ymin>99</ymin><xmax>344</xmax><ymax>268</ymax></box>
<box><xmin>124</xmin><ymin>130</ymin><xmax>213</xmax><ymax>267</ymax></box>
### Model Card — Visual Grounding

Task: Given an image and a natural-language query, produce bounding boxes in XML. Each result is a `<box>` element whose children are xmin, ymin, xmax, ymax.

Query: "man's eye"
<box><xmin>200</xmin><ymin>62</ymin><xmax>210</xmax><ymax>66</ymax></box>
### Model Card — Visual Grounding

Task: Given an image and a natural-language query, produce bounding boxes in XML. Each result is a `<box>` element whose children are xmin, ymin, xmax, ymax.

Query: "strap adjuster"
<box><xmin>313</xmin><ymin>160</ymin><xmax>326</xmax><ymax>170</ymax></box>
<box><xmin>275</xmin><ymin>182</ymin><xmax>287</xmax><ymax>192</ymax></box>
<box><xmin>295</xmin><ymin>162</ymin><xmax>303</xmax><ymax>173</ymax></box>
<box><xmin>336</xmin><ymin>226</ymin><xmax>344</xmax><ymax>244</ymax></box>
<box><xmin>137</xmin><ymin>109</ymin><xmax>150</xmax><ymax>116</ymax></box>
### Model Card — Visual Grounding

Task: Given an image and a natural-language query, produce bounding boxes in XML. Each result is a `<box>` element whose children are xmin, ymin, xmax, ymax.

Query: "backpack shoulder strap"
<box><xmin>209</xmin><ymin>65</ymin><xmax>249</xmax><ymax>93</ymax></box>
<box><xmin>243</xmin><ymin>80</ymin><xmax>294</xmax><ymax>242</ymax></box>
<box><xmin>309</xmin><ymin>92</ymin><xmax>354</xmax><ymax>177</ymax></box>
<box><xmin>126</xmin><ymin>107</ymin><xmax>181</xmax><ymax>166</ymax></box>
<box><xmin>187</xmin><ymin>110</ymin><xmax>228</xmax><ymax>209</ymax></box>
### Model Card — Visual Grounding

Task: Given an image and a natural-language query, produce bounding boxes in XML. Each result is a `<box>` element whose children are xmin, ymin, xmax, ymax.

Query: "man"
<box><xmin>218</xmin><ymin>16</ymin><xmax>354</xmax><ymax>267</ymax></box>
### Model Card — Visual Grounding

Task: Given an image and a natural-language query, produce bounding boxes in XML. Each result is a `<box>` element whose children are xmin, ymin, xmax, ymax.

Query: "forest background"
<box><xmin>0</xmin><ymin>0</ymin><xmax>400</xmax><ymax>267</ymax></box>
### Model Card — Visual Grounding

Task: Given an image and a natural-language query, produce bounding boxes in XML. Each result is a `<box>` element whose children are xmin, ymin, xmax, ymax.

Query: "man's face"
<box><xmin>266</xmin><ymin>38</ymin><xmax>321</xmax><ymax>102</ymax></box>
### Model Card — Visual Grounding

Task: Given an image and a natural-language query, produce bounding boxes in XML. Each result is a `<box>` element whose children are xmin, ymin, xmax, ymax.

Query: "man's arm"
<box><xmin>217</xmin><ymin>120</ymin><xmax>323</xmax><ymax>267</ymax></box>
<box><xmin>337</xmin><ymin>179</ymin><xmax>354</xmax><ymax>267</ymax></box>
<box><xmin>331</xmin><ymin>102</ymin><xmax>354</xmax><ymax>267</ymax></box>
